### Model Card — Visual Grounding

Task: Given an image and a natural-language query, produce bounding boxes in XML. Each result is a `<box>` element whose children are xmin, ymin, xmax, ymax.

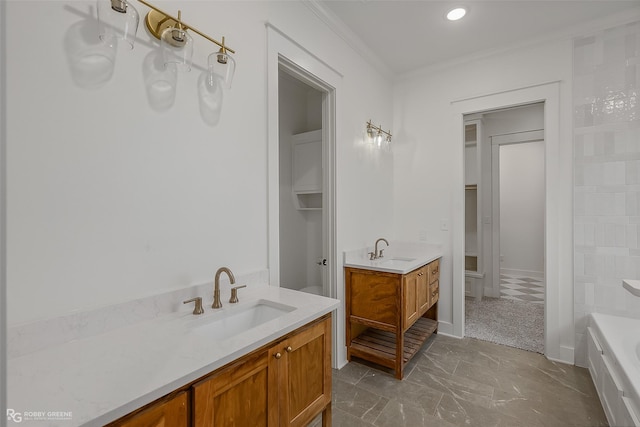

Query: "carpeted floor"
<box><xmin>465</xmin><ymin>297</ymin><xmax>544</xmax><ymax>353</ymax></box>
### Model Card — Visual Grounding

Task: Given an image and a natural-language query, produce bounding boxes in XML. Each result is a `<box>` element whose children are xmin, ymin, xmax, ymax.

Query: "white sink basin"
<box><xmin>378</xmin><ymin>257</ymin><xmax>416</xmax><ymax>265</ymax></box>
<box><xmin>188</xmin><ymin>299</ymin><xmax>296</xmax><ymax>340</ymax></box>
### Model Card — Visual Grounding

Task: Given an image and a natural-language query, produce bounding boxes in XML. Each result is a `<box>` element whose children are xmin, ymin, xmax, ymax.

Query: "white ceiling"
<box><xmin>315</xmin><ymin>0</ymin><xmax>640</xmax><ymax>76</ymax></box>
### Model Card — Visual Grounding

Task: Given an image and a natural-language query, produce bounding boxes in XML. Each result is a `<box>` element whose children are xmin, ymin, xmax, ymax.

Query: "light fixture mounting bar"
<box><xmin>136</xmin><ymin>0</ymin><xmax>235</xmax><ymax>53</ymax></box>
<box><xmin>366</xmin><ymin>120</ymin><xmax>392</xmax><ymax>139</ymax></box>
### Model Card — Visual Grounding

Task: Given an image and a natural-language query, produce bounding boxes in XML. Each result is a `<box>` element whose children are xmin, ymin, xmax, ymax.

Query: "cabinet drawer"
<box><xmin>621</xmin><ymin>396</ymin><xmax>640</xmax><ymax>427</ymax></box>
<box><xmin>430</xmin><ymin>281</ymin><xmax>439</xmax><ymax>305</ymax></box>
<box><xmin>587</xmin><ymin>327</ymin><xmax>604</xmax><ymax>388</ymax></box>
<box><xmin>428</xmin><ymin>260</ymin><xmax>440</xmax><ymax>284</ymax></box>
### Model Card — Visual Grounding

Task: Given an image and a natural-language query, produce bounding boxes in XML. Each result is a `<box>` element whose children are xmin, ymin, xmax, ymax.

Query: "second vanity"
<box><xmin>344</xmin><ymin>242</ymin><xmax>442</xmax><ymax>379</ymax></box>
<box><xmin>7</xmin><ymin>279</ymin><xmax>339</xmax><ymax>426</ymax></box>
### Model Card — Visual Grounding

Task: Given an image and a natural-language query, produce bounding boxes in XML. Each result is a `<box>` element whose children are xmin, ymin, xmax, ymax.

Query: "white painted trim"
<box><xmin>491</xmin><ymin>129</ymin><xmax>544</xmax><ymax>145</ymax></box>
<box><xmin>490</xmin><ymin>130</ymin><xmax>545</xmax><ymax>295</ymax></box>
<box><xmin>266</xmin><ymin>24</ymin><xmax>344</xmax><ymax>368</ymax></box>
<box><xmin>491</xmin><ymin>141</ymin><xmax>501</xmax><ymax>297</ymax></box>
<box><xmin>436</xmin><ymin>321</ymin><xmax>454</xmax><ymax>337</ymax></box>
<box><xmin>451</xmin><ymin>81</ymin><xmax>573</xmax><ymax>364</ymax></box>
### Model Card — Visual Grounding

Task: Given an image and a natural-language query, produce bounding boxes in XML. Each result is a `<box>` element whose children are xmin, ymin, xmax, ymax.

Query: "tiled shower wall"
<box><xmin>574</xmin><ymin>20</ymin><xmax>640</xmax><ymax>367</ymax></box>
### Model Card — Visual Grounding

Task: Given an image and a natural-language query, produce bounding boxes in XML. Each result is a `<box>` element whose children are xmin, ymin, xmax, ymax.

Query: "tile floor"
<box><xmin>312</xmin><ymin>334</ymin><xmax>606</xmax><ymax>427</ymax></box>
<box><xmin>500</xmin><ymin>274</ymin><xmax>545</xmax><ymax>304</ymax></box>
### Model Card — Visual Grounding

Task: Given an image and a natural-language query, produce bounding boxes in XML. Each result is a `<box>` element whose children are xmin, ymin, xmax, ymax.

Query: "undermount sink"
<box><xmin>188</xmin><ymin>299</ymin><xmax>296</xmax><ymax>340</ymax></box>
<box><xmin>378</xmin><ymin>257</ymin><xmax>416</xmax><ymax>265</ymax></box>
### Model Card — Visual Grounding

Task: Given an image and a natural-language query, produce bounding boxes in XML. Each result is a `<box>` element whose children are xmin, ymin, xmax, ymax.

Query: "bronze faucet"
<box><xmin>213</xmin><ymin>267</ymin><xmax>235</xmax><ymax>309</ymax></box>
<box><xmin>369</xmin><ymin>238</ymin><xmax>389</xmax><ymax>260</ymax></box>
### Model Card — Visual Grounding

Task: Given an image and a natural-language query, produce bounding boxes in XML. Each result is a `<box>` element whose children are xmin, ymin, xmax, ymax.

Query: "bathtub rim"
<box><xmin>589</xmin><ymin>312</ymin><xmax>640</xmax><ymax>415</ymax></box>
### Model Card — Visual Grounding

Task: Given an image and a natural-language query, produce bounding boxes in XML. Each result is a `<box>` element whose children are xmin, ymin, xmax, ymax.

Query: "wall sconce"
<box><xmin>96</xmin><ymin>0</ymin><xmax>236</xmax><ymax>87</ymax></box>
<box><xmin>366</xmin><ymin>120</ymin><xmax>392</xmax><ymax>149</ymax></box>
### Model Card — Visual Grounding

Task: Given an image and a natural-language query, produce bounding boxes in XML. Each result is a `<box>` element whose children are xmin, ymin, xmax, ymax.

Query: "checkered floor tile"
<box><xmin>500</xmin><ymin>274</ymin><xmax>544</xmax><ymax>304</ymax></box>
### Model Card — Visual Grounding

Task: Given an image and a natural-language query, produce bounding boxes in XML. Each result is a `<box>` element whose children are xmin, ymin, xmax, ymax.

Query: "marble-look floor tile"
<box><xmin>373</xmin><ymin>400</ymin><xmax>457</xmax><ymax>427</ymax></box>
<box><xmin>436</xmin><ymin>393</ymin><xmax>527</xmax><ymax>427</ymax></box>
<box><xmin>428</xmin><ymin>338</ymin><xmax>501</xmax><ymax>371</ymax></box>
<box><xmin>406</xmin><ymin>364</ymin><xmax>494</xmax><ymax>408</ymax></box>
<box><xmin>332</xmin><ymin>378</ymin><xmax>389</xmax><ymax>423</ymax></box>
<box><xmin>333</xmin><ymin>334</ymin><xmax>606</xmax><ymax>427</ymax></box>
<box><xmin>492</xmin><ymin>388</ymin><xmax>608</xmax><ymax>427</ymax></box>
<box><xmin>356</xmin><ymin>369</ymin><xmax>444</xmax><ymax>415</ymax></box>
<box><xmin>334</xmin><ymin>362</ymin><xmax>371</xmax><ymax>385</ymax></box>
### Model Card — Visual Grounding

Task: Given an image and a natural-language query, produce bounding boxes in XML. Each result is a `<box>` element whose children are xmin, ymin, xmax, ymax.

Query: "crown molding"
<box><xmin>303</xmin><ymin>0</ymin><xmax>394</xmax><ymax>81</ymax></box>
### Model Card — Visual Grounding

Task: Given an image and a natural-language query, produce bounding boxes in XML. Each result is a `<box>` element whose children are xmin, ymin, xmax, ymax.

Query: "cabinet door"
<box><xmin>277</xmin><ymin>316</ymin><xmax>332</xmax><ymax>427</ymax></box>
<box><xmin>292</xmin><ymin>130</ymin><xmax>322</xmax><ymax>193</ymax></box>
<box><xmin>403</xmin><ymin>271</ymin><xmax>419</xmax><ymax>330</ymax></box>
<box><xmin>417</xmin><ymin>267</ymin><xmax>430</xmax><ymax>315</ymax></box>
<box><xmin>112</xmin><ymin>391</ymin><xmax>188</xmax><ymax>427</ymax></box>
<box><xmin>193</xmin><ymin>351</ymin><xmax>278</xmax><ymax>427</ymax></box>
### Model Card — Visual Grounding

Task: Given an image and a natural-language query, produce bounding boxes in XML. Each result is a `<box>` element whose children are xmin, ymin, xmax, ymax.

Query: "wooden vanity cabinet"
<box><xmin>109</xmin><ymin>315</ymin><xmax>332</xmax><ymax>427</ymax></box>
<box><xmin>193</xmin><ymin>315</ymin><xmax>332</xmax><ymax>427</ymax></box>
<box><xmin>346</xmin><ymin>259</ymin><xmax>440</xmax><ymax>379</ymax></box>
<box><xmin>109</xmin><ymin>391</ymin><xmax>188</xmax><ymax>427</ymax></box>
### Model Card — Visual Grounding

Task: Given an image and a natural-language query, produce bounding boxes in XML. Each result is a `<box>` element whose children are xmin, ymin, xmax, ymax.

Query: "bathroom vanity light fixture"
<box><xmin>366</xmin><ymin>120</ymin><xmax>392</xmax><ymax>148</ymax></box>
<box><xmin>97</xmin><ymin>0</ymin><xmax>236</xmax><ymax>85</ymax></box>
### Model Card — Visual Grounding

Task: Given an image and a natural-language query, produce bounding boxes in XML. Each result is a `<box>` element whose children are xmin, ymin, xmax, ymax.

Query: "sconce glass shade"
<box><xmin>366</xmin><ymin>126</ymin><xmax>375</xmax><ymax>141</ymax></box>
<box><xmin>161</xmin><ymin>26</ymin><xmax>194</xmax><ymax>72</ymax></box>
<box><xmin>97</xmin><ymin>0</ymin><xmax>139</xmax><ymax>49</ymax></box>
<box><xmin>375</xmin><ymin>131</ymin><xmax>384</xmax><ymax>147</ymax></box>
<box><xmin>208</xmin><ymin>50</ymin><xmax>236</xmax><ymax>89</ymax></box>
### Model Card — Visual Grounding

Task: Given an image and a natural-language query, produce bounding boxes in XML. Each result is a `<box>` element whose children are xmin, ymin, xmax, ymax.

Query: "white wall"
<box><xmin>6</xmin><ymin>1</ymin><xmax>394</xmax><ymax>329</ymax></box>
<box><xmin>392</xmin><ymin>37</ymin><xmax>574</xmax><ymax>358</ymax></box>
<box><xmin>499</xmin><ymin>140</ymin><xmax>545</xmax><ymax>276</ymax></box>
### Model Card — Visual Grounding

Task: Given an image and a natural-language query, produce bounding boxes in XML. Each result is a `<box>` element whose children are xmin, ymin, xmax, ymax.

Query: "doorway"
<box><xmin>277</xmin><ymin>69</ymin><xmax>327</xmax><ymax>296</ymax></box>
<box><xmin>266</xmin><ymin>25</ymin><xmax>342</xmax><ymax>366</ymax></box>
<box><xmin>463</xmin><ymin>103</ymin><xmax>546</xmax><ymax>354</ymax></box>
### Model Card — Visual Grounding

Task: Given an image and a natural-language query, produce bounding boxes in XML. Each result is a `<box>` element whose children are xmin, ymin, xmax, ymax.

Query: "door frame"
<box><xmin>266</xmin><ymin>24</ymin><xmax>340</xmax><ymax>366</ymax></box>
<box><xmin>451</xmin><ymin>81</ymin><xmax>574</xmax><ymax>364</ymax></box>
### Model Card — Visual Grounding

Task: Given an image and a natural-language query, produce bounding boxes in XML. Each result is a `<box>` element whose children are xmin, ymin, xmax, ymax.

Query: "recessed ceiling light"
<box><xmin>447</xmin><ymin>7</ymin><xmax>466</xmax><ymax>21</ymax></box>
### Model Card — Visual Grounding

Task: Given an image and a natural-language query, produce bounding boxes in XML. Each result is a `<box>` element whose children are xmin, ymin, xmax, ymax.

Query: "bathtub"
<box><xmin>588</xmin><ymin>313</ymin><xmax>640</xmax><ymax>426</ymax></box>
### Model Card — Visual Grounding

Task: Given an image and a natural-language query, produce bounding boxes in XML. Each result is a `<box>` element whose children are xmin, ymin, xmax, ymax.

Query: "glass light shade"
<box><xmin>366</xmin><ymin>126</ymin><xmax>375</xmax><ymax>141</ymax></box>
<box><xmin>97</xmin><ymin>0</ymin><xmax>139</xmax><ymax>49</ymax></box>
<box><xmin>161</xmin><ymin>27</ymin><xmax>194</xmax><ymax>72</ymax></box>
<box><xmin>375</xmin><ymin>131</ymin><xmax>384</xmax><ymax>147</ymax></box>
<box><xmin>208</xmin><ymin>50</ymin><xmax>236</xmax><ymax>89</ymax></box>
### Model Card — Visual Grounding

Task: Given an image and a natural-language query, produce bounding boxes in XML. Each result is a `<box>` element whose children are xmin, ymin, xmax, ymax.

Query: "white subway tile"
<box><xmin>603</xmin><ymin>161</ymin><xmax>626</xmax><ymax>185</ymax></box>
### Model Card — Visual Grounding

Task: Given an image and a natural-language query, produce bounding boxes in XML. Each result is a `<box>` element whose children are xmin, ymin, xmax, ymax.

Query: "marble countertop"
<box><xmin>8</xmin><ymin>286</ymin><xmax>339</xmax><ymax>426</ymax></box>
<box><xmin>343</xmin><ymin>241</ymin><xmax>442</xmax><ymax>274</ymax></box>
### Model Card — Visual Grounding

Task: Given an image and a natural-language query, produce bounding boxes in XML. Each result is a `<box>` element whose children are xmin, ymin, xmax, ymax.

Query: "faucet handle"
<box><xmin>378</xmin><ymin>249</ymin><xmax>385</xmax><ymax>258</ymax></box>
<box><xmin>229</xmin><ymin>285</ymin><xmax>247</xmax><ymax>303</ymax></box>
<box><xmin>368</xmin><ymin>251</ymin><xmax>376</xmax><ymax>260</ymax></box>
<box><xmin>183</xmin><ymin>297</ymin><xmax>204</xmax><ymax>315</ymax></box>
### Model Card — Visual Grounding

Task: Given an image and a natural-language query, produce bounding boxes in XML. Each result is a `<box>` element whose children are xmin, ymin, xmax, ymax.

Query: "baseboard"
<box><xmin>437</xmin><ymin>320</ymin><xmax>457</xmax><ymax>337</ymax></box>
<box><xmin>546</xmin><ymin>345</ymin><xmax>575</xmax><ymax>365</ymax></box>
<box><xmin>483</xmin><ymin>288</ymin><xmax>501</xmax><ymax>298</ymax></box>
<box><xmin>501</xmin><ymin>268</ymin><xmax>543</xmax><ymax>279</ymax></box>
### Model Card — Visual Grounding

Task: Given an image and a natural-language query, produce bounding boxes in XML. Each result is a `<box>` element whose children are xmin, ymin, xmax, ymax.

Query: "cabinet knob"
<box><xmin>285</xmin><ymin>346</ymin><xmax>293</xmax><ymax>353</ymax></box>
<box><xmin>274</xmin><ymin>352</ymin><xmax>282</xmax><ymax>359</ymax></box>
<box><xmin>432</xmin><ymin>291</ymin><xmax>437</xmax><ymax>297</ymax></box>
